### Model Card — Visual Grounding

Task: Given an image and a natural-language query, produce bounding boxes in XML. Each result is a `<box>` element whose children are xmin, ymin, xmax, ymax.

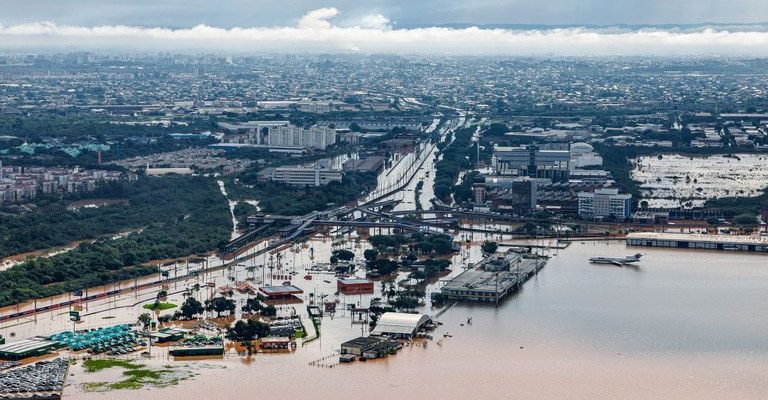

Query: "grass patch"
<box><xmin>83</xmin><ymin>359</ymin><xmax>142</xmax><ymax>373</ymax></box>
<box><xmin>143</xmin><ymin>302</ymin><xmax>177</xmax><ymax>311</ymax></box>
<box><xmin>82</xmin><ymin>359</ymin><xmax>192</xmax><ymax>392</ymax></box>
<box><xmin>292</xmin><ymin>328</ymin><xmax>307</xmax><ymax>339</ymax></box>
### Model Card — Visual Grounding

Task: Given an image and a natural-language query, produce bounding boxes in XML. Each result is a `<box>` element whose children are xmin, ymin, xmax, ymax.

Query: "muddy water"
<box><xmin>56</xmin><ymin>240</ymin><xmax>768</xmax><ymax>400</ymax></box>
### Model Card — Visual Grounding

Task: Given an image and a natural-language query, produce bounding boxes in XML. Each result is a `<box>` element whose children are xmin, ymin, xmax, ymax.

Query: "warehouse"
<box><xmin>370</xmin><ymin>312</ymin><xmax>431</xmax><ymax>339</ymax></box>
<box><xmin>626</xmin><ymin>232</ymin><xmax>768</xmax><ymax>253</ymax></box>
<box><xmin>0</xmin><ymin>338</ymin><xmax>56</xmax><ymax>360</ymax></box>
<box><xmin>337</xmin><ymin>278</ymin><xmax>374</xmax><ymax>295</ymax></box>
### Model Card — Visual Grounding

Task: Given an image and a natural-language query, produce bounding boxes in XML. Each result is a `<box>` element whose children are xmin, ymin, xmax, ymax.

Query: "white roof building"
<box><xmin>371</xmin><ymin>312</ymin><xmax>431</xmax><ymax>338</ymax></box>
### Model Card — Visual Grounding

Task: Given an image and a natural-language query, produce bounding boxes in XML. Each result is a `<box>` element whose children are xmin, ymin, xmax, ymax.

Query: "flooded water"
<box><xmin>47</xmin><ymin>240</ymin><xmax>768</xmax><ymax>400</ymax></box>
<box><xmin>632</xmin><ymin>153</ymin><xmax>768</xmax><ymax>208</ymax></box>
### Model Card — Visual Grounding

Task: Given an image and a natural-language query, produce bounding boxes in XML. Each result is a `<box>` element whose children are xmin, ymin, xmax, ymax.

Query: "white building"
<box><xmin>263</xmin><ymin>166</ymin><xmax>343</xmax><ymax>187</ymax></box>
<box><xmin>370</xmin><ymin>312</ymin><xmax>432</xmax><ymax>339</ymax></box>
<box><xmin>578</xmin><ymin>188</ymin><xmax>632</xmax><ymax>220</ymax></box>
<box><xmin>267</xmin><ymin>125</ymin><xmax>337</xmax><ymax>150</ymax></box>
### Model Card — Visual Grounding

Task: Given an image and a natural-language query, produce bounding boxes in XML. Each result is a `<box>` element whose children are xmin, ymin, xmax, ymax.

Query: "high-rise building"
<box><xmin>267</xmin><ymin>125</ymin><xmax>337</xmax><ymax>150</ymax></box>
<box><xmin>578</xmin><ymin>188</ymin><xmax>632</xmax><ymax>220</ymax></box>
<box><xmin>472</xmin><ymin>183</ymin><xmax>486</xmax><ymax>204</ymax></box>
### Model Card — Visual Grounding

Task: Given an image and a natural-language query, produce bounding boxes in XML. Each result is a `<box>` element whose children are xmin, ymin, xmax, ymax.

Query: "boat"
<box><xmin>589</xmin><ymin>253</ymin><xmax>643</xmax><ymax>266</ymax></box>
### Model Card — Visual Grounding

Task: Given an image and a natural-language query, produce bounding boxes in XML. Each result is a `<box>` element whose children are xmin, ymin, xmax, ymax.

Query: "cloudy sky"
<box><xmin>1</xmin><ymin>1</ymin><xmax>768</xmax><ymax>54</ymax></box>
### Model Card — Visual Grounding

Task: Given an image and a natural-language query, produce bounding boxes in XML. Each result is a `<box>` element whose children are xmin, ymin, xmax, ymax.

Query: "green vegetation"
<box><xmin>704</xmin><ymin>187</ymin><xmax>768</xmax><ymax>217</ymax></box>
<box><xmin>414</xmin><ymin>180</ymin><xmax>424</xmax><ymax>211</ymax></box>
<box><xmin>226</xmin><ymin>171</ymin><xmax>377</xmax><ymax>216</ymax></box>
<box><xmin>83</xmin><ymin>359</ymin><xmax>142</xmax><ymax>373</ymax></box>
<box><xmin>481</xmin><ymin>241</ymin><xmax>498</xmax><ymax>255</ymax></box>
<box><xmin>434</xmin><ymin>126</ymin><xmax>476</xmax><ymax>202</ymax></box>
<box><xmin>453</xmin><ymin>171</ymin><xmax>484</xmax><ymax>205</ymax></box>
<box><xmin>0</xmin><ymin>176</ymin><xmax>228</xmax><ymax>259</ymax></box>
<box><xmin>0</xmin><ymin>176</ymin><xmax>231</xmax><ymax>307</ymax></box>
<box><xmin>330</xmin><ymin>249</ymin><xmax>355</xmax><ymax>264</ymax></box>
<box><xmin>81</xmin><ymin>359</ymin><xmax>191</xmax><ymax>392</ymax></box>
<box><xmin>227</xmin><ymin>319</ymin><xmax>271</xmax><ymax>341</ymax></box>
<box><xmin>233</xmin><ymin>202</ymin><xmax>259</xmax><ymax>229</ymax></box>
<box><xmin>143</xmin><ymin>302</ymin><xmax>177</xmax><ymax>311</ymax></box>
<box><xmin>366</xmin><ymin>233</ymin><xmax>455</xmax><ymax>276</ymax></box>
<box><xmin>205</xmin><ymin>297</ymin><xmax>236</xmax><ymax>318</ymax></box>
<box><xmin>368</xmin><ymin>233</ymin><xmax>454</xmax><ymax>256</ymax></box>
<box><xmin>180</xmin><ymin>297</ymin><xmax>205</xmax><ymax>319</ymax></box>
<box><xmin>242</xmin><ymin>297</ymin><xmax>276</xmax><ymax>317</ymax></box>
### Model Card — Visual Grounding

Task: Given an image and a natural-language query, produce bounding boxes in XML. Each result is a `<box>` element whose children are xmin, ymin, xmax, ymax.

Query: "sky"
<box><xmin>1</xmin><ymin>1</ymin><xmax>768</xmax><ymax>55</ymax></box>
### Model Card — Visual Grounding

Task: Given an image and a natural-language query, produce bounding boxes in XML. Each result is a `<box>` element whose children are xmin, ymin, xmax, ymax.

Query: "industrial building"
<box><xmin>343</xmin><ymin>156</ymin><xmax>385</xmax><ymax>173</ymax></box>
<box><xmin>258</xmin><ymin>166</ymin><xmax>343</xmax><ymax>187</ymax></box>
<box><xmin>491</xmin><ymin>144</ymin><xmax>570</xmax><ymax>181</ymax></box>
<box><xmin>578</xmin><ymin>188</ymin><xmax>632</xmax><ymax>220</ymax></box>
<box><xmin>370</xmin><ymin>312</ymin><xmax>432</xmax><ymax>339</ymax></box>
<box><xmin>218</xmin><ymin>120</ymin><xmax>289</xmax><ymax>144</ymax></box>
<box><xmin>486</xmin><ymin>176</ymin><xmax>537</xmax><ymax>214</ymax></box>
<box><xmin>439</xmin><ymin>251</ymin><xmax>547</xmax><ymax>302</ymax></box>
<box><xmin>0</xmin><ymin>338</ymin><xmax>56</xmax><ymax>360</ymax></box>
<box><xmin>626</xmin><ymin>232</ymin><xmax>768</xmax><ymax>253</ymax></box>
<box><xmin>340</xmin><ymin>336</ymin><xmax>396</xmax><ymax>358</ymax></box>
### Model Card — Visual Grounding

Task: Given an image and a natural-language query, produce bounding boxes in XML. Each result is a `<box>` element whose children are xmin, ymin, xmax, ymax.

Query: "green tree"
<box><xmin>481</xmin><ymin>241</ymin><xmax>498</xmax><ymax>255</ymax></box>
<box><xmin>180</xmin><ymin>297</ymin><xmax>204</xmax><ymax>319</ymax></box>
<box><xmin>205</xmin><ymin>297</ymin><xmax>236</xmax><ymax>318</ymax></box>
<box><xmin>138</xmin><ymin>313</ymin><xmax>152</xmax><ymax>329</ymax></box>
<box><xmin>363</xmin><ymin>249</ymin><xmax>379</xmax><ymax>261</ymax></box>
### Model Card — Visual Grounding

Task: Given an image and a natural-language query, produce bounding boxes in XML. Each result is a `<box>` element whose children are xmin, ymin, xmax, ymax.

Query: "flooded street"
<box><xmin>47</xmin><ymin>240</ymin><xmax>768</xmax><ymax>400</ymax></box>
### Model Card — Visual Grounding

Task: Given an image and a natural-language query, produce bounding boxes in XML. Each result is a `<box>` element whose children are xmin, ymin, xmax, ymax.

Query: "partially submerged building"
<box><xmin>340</xmin><ymin>336</ymin><xmax>397</xmax><ymax>359</ymax></box>
<box><xmin>439</xmin><ymin>250</ymin><xmax>547</xmax><ymax>302</ymax></box>
<box><xmin>370</xmin><ymin>312</ymin><xmax>432</xmax><ymax>339</ymax></box>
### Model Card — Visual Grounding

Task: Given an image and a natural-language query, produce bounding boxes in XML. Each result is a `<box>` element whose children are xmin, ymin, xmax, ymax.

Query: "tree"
<box><xmin>417</xmin><ymin>240</ymin><xmax>433</xmax><ymax>254</ymax></box>
<box><xmin>242</xmin><ymin>298</ymin><xmax>263</xmax><ymax>314</ymax></box>
<box><xmin>363</xmin><ymin>249</ymin><xmax>379</xmax><ymax>261</ymax></box>
<box><xmin>180</xmin><ymin>297</ymin><xmax>204</xmax><ymax>319</ymax></box>
<box><xmin>205</xmin><ymin>297</ymin><xmax>236</xmax><ymax>318</ymax></box>
<box><xmin>481</xmin><ymin>241</ymin><xmax>498</xmax><ymax>255</ymax></box>
<box><xmin>138</xmin><ymin>313</ymin><xmax>152</xmax><ymax>329</ymax></box>
<box><xmin>261</xmin><ymin>304</ymin><xmax>277</xmax><ymax>317</ymax></box>
<box><xmin>733</xmin><ymin>213</ymin><xmax>757</xmax><ymax>225</ymax></box>
<box><xmin>432</xmin><ymin>238</ymin><xmax>452</xmax><ymax>255</ymax></box>
<box><xmin>227</xmin><ymin>319</ymin><xmax>271</xmax><ymax>341</ymax></box>
<box><xmin>332</xmin><ymin>249</ymin><xmax>355</xmax><ymax>262</ymax></box>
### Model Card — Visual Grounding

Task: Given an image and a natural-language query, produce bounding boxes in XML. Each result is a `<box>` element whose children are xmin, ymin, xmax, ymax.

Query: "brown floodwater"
<box><xmin>46</xmin><ymin>240</ymin><xmax>768</xmax><ymax>400</ymax></box>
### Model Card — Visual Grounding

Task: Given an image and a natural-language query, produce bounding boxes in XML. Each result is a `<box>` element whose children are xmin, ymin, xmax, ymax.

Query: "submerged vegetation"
<box><xmin>226</xmin><ymin>171</ymin><xmax>377</xmax><ymax>216</ymax></box>
<box><xmin>81</xmin><ymin>359</ymin><xmax>194</xmax><ymax>392</ymax></box>
<box><xmin>0</xmin><ymin>176</ymin><xmax>231</xmax><ymax>307</ymax></box>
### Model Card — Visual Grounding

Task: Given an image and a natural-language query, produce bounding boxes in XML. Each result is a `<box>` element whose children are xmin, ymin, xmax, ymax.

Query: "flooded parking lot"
<box><xmin>631</xmin><ymin>153</ymin><xmax>768</xmax><ymax>208</ymax></box>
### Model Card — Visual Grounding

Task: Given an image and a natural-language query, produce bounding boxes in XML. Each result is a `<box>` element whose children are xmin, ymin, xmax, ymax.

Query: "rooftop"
<box><xmin>626</xmin><ymin>232</ymin><xmax>768</xmax><ymax>245</ymax></box>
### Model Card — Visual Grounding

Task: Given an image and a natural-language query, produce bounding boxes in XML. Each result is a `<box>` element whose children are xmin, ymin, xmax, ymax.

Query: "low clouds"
<box><xmin>1</xmin><ymin>8</ymin><xmax>768</xmax><ymax>55</ymax></box>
